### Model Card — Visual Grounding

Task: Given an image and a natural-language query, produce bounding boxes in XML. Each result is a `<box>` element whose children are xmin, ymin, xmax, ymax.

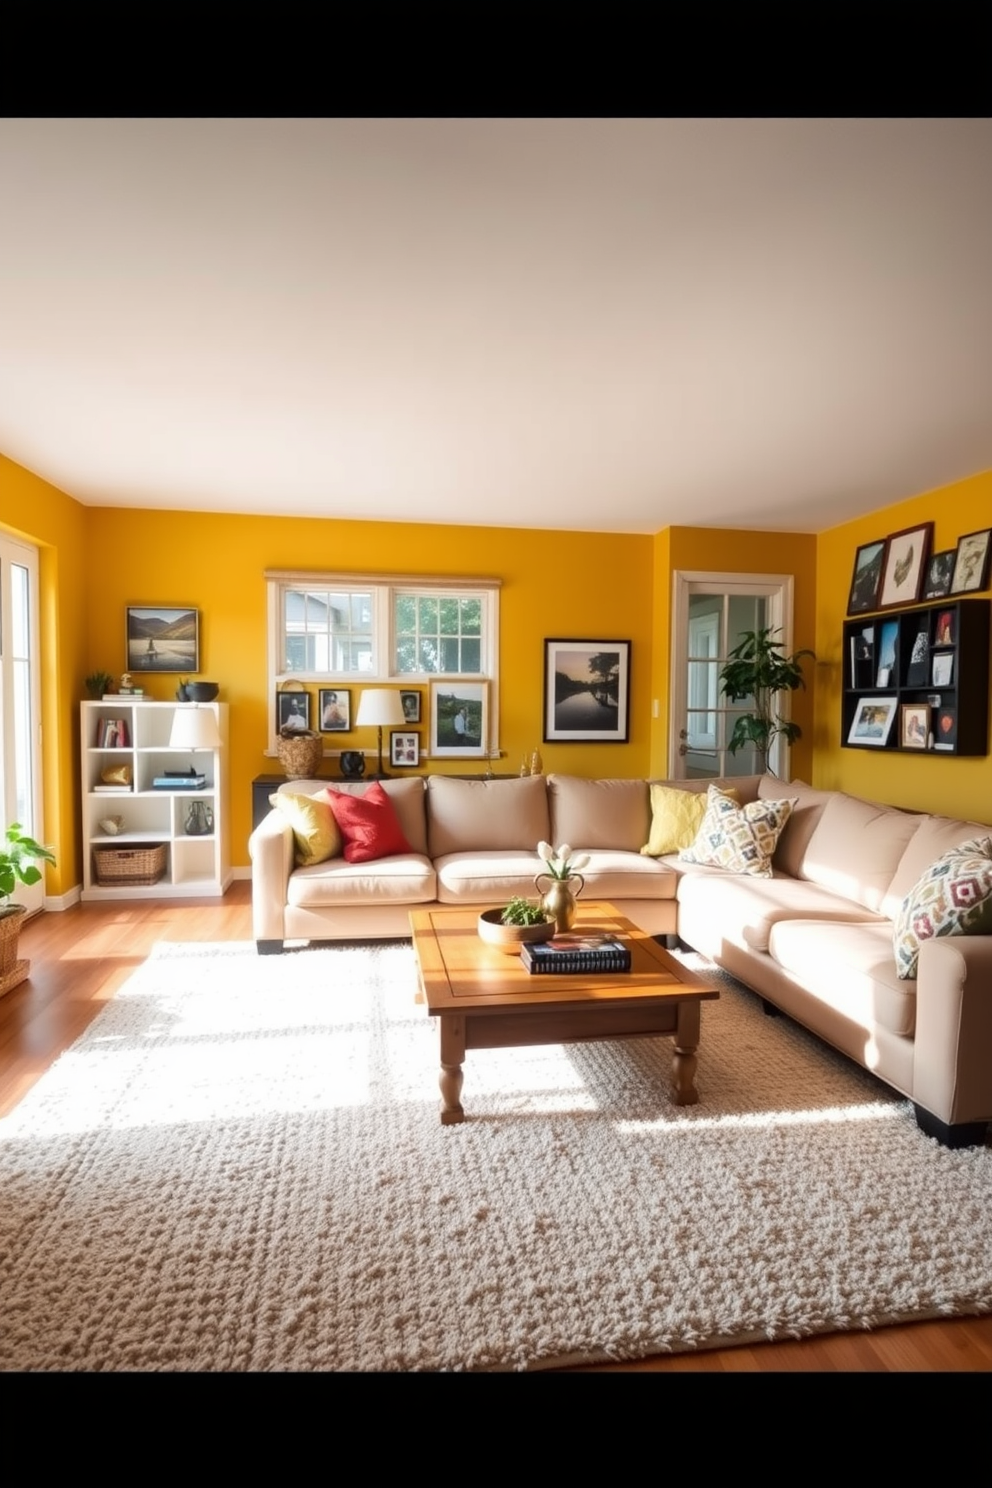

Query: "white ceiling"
<box><xmin>1</xmin><ymin>117</ymin><xmax>990</xmax><ymax>536</ymax></box>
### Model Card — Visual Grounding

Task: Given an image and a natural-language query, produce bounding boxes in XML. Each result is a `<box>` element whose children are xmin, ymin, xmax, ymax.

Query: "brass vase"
<box><xmin>534</xmin><ymin>872</ymin><xmax>585</xmax><ymax>933</ymax></box>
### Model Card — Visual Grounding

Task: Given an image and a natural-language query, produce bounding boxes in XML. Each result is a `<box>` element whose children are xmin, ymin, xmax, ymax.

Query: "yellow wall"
<box><xmin>815</xmin><ymin>469</ymin><xmax>992</xmax><ymax>819</ymax></box>
<box><xmin>0</xmin><ymin>455</ymin><xmax>88</xmax><ymax>896</ymax></box>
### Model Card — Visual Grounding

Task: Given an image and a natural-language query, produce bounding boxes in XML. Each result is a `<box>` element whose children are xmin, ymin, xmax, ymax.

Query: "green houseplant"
<box><xmin>0</xmin><ymin>822</ymin><xmax>56</xmax><ymax>996</ymax></box>
<box><xmin>719</xmin><ymin>627</ymin><xmax>815</xmax><ymax>776</ymax></box>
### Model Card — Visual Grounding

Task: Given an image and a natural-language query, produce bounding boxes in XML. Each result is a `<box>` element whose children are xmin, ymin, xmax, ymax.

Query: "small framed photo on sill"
<box><xmin>318</xmin><ymin>688</ymin><xmax>351</xmax><ymax>732</ymax></box>
<box><xmin>399</xmin><ymin>689</ymin><xmax>422</xmax><ymax>723</ymax></box>
<box><xmin>390</xmin><ymin>730</ymin><xmax>420</xmax><ymax>768</ymax></box>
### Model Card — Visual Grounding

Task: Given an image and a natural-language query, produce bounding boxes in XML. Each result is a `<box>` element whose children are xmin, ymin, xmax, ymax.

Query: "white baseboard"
<box><xmin>44</xmin><ymin>885</ymin><xmax>82</xmax><ymax>912</ymax></box>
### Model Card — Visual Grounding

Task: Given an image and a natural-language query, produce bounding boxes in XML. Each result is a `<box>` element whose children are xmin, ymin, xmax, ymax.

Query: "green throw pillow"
<box><xmin>678</xmin><ymin>784</ymin><xmax>795</xmax><ymax>879</ymax></box>
<box><xmin>893</xmin><ymin>836</ymin><xmax>992</xmax><ymax>979</ymax></box>
<box><xmin>271</xmin><ymin>790</ymin><xmax>343</xmax><ymax>867</ymax></box>
<box><xmin>641</xmin><ymin>784</ymin><xmax>740</xmax><ymax>856</ymax></box>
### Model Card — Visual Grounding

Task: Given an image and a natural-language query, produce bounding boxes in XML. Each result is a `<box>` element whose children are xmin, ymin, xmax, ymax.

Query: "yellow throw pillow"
<box><xmin>271</xmin><ymin>790</ymin><xmax>343</xmax><ymax>867</ymax></box>
<box><xmin>641</xmin><ymin>784</ymin><xmax>739</xmax><ymax>856</ymax></box>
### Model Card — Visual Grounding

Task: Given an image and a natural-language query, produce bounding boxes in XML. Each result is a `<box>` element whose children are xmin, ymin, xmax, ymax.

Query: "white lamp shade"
<box><xmin>170</xmin><ymin>706</ymin><xmax>222</xmax><ymax>750</ymax></box>
<box><xmin>356</xmin><ymin>689</ymin><xmax>406</xmax><ymax>727</ymax></box>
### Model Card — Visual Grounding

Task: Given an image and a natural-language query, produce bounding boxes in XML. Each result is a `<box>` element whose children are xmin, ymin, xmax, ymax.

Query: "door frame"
<box><xmin>0</xmin><ymin>534</ymin><xmax>45</xmax><ymax>914</ymax></box>
<box><xmin>669</xmin><ymin>570</ymin><xmax>795</xmax><ymax>781</ymax></box>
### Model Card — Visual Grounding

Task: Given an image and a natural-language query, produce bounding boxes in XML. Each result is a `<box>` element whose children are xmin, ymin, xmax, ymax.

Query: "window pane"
<box><xmin>418</xmin><ymin>638</ymin><xmax>439</xmax><ymax>671</ymax></box>
<box><xmin>439</xmin><ymin>597</ymin><xmax>460</xmax><ymax>633</ymax></box>
<box><xmin>461</xmin><ymin>597</ymin><xmax>481</xmax><ymax>636</ymax></box>
<box><xmin>418</xmin><ymin>597</ymin><xmax>438</xmax><ymax>632</ymax></box>
<box><xmin>282</xmin><ymin>587</ymin><xmax>373</xmax><ymax>674</ymax></box>
<box><xmin>396</xmin><ymin>594</ymin><xmax>416</xmax><ymax>633</ymax></box>
<box><xmin>461</xmin><ymin>638</ymin><xmax>481</xmax><ymax>673</ymax></box>
<box><xmin>440</xmin><ymin>637</ymin><xmax>460</xmax><ymax>672</ymax></box>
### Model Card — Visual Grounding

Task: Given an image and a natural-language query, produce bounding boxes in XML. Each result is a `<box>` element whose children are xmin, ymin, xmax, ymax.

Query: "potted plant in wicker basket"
<box><xmin>0</xmin><ymin>823</ymin><xmax>56</xmax><ymax>998</ymax></box>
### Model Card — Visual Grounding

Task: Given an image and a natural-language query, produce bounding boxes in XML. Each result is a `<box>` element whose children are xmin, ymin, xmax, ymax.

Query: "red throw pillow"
<box><xmin>318</xmin><ymin>782</ymin><xmax>413</xmax><ymax>863</ymax></box>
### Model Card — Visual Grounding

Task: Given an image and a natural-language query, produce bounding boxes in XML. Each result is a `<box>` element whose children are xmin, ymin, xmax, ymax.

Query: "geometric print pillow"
<box><xmin>893</xmin><ymin>836</ymin><xmax>992</xmax><ymax>979</ymax></box>
<box><xmin>678</xmin><ymin>783</ymin><xmax>795</xmax><ymax>879</ymax></box>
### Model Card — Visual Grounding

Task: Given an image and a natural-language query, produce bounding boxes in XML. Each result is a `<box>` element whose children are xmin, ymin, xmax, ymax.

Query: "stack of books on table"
<box><xmin>153</xmin><ymin>771</ymin><xmax>207</xmax><ymax>789</ymax></box>
<box><xmin>520</xmin><ymin>934</ymin><xmax>632</xmax><ymax>975</ymax></box>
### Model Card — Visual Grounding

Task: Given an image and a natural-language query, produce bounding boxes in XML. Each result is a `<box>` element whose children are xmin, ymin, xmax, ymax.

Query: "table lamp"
<box><xmin>169</xmin><ymin>705</ymin><xmax>223</xmax><ymax>774</ymax></box>
<box><xmin>356</xmin><ymin>689</ymin><xmax>405</xmax><ymax>779</ymax></box>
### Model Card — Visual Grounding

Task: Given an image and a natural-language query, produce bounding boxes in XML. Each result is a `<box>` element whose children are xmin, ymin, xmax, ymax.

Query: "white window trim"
<box><xmin>265</xmin><ymin>570</ymin><xmax>501</xmax><ymax>758</ymax></box>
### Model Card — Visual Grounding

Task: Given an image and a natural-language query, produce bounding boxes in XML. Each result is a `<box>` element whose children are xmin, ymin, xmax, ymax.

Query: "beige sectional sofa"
<box><xmin>248</xmin><ymin>771</ymin><xmax>992</xmax><ymax>1148</ymax></box>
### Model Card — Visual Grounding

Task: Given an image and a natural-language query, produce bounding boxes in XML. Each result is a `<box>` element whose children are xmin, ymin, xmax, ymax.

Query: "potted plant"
<box><xmin>719</xmin><ymin>627</ymin><xmax>815</xmax><ymax>776</ymax></box>
<box><xmin>85</xmin><ymin>670</ymin><xmax>113</xmax><ymax>699</ymax></box>
<box><xmin>477</xmin><ymin>896</ymin><xmax>555</xmax><ymax>952</ymax></box>
<box><xmin>0</xmin><ymin>822</ymin><xmax>56</xmax><ymax>996</ymax></box>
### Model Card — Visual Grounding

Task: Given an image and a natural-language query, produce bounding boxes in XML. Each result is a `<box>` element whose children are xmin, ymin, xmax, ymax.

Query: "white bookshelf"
<box><xmin>80</xmin><ymin>700</ymin><xmax>230</xmax><ymax>900</ymax></box>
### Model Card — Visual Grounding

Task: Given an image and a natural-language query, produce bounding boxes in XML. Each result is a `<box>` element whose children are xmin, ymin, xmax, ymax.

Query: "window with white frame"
<box><xmin>266</xmin><ymin>570</ymin><xmax>500</xmax><ymax>750</ymax></box>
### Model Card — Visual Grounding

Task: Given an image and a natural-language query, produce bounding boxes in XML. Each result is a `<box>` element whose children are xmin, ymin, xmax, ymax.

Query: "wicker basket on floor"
<box><xmin>93</xmin><ymin>842</ymin><xmax>168</xmax><ymax>886</ymax></box>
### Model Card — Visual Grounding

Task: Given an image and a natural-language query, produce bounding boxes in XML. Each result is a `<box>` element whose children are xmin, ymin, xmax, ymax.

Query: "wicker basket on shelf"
<box><xmin>93</xmin><ymin>842</ymin><xmax>168</xmax><ymax>886</ymax></box>
<box><xmin>277</xmin><ymin>728</ymin><xmax>323</xmax><ymax>780</ymax></box>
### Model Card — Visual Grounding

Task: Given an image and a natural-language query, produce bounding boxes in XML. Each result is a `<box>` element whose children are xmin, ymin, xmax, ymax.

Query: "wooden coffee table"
<box><xmin>410</xmin><ymin>900</ymin><xmax>720</xmax><ymax>1124</ymax></box>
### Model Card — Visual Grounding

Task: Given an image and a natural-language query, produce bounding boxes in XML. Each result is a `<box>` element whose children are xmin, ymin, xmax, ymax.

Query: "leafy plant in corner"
<box><xmin>0</xmin><ymin>823</ymin><xmax>56</xmax><ymax>919</ymax></box>
<box><xmin>500</xmin><ymin>896</ymin><xmax>549</xmax><ymax>926</ymax></box>
<box><xmin>85</xmin><ymin>670</ymin><xmax>113</xmax><ymax>699</ymax></box>
<box><xmin>719</xmin><ymin>627</ymin><xmax>815</xmax><ymax>776</ymax></box>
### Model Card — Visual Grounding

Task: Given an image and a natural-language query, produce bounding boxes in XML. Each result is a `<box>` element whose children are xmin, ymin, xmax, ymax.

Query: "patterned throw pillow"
<box><xmin>641</xmin><ymin>784</ymin><xmax>740</xmax><ymax>856</ymax></box>
<box><xmin>892</xmin><ymin>836</ymin><xmax>992</xmax><ymax>980</ymax></box>
<box><xmin>678</xmin><ymin>784</ymin><xmax>795</xmax><ymax>879</ymax></box>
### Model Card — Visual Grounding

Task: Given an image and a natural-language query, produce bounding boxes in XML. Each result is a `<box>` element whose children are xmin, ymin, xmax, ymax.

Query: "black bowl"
<box><xmin>186</xmin><ymin>682</ymin><xmax>219</xmax><ymax>702</ymax></box>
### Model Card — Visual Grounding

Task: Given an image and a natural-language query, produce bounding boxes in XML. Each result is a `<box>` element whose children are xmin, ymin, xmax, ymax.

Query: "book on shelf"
<box><xmin>520</xmin><ymin>934</ymin><xmax>632</xmax><ymax>975</ymax></box>
<box><xmin>96</xmin><ymin>716</ymin><xmax>131</xmax><ymax>748</ymax></box>
<box><xmin>92</xmin><ymin>783</ymin><xmax>133</xmax><ymax>793</ymax></box>
<box><xmin>153</xmin><ymin>774</ymin><xmax>206</xmax><ymax>789</ymax></box>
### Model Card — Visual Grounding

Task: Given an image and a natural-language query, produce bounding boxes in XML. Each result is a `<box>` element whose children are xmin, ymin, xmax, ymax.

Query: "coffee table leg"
<box><xmin>672</xmin><ymin>1000</ymin><xmax>701</xmax><ymax>1106</ymax></box>
<box><xmin>439</xmin><ymin>1014</ymin><xmax>466</xmax><ymax>1125</ymax></box>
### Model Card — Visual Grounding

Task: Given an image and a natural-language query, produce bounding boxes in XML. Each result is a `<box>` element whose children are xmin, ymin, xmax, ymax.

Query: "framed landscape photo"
<box><xmin>318</xmin><ymin>688</ymin><xmax>351</xmax><ymax>732</ymax></box>
<box><xmin>847</xmin><ymin>540</ymin><xmax>886</xmax><ymax>615</ymax></box>
<box><xmin>923</xmin><ymin>549</ymin><xmax>956</xmax><ymax>600</ymax></box>
<box><xmin>126</xmin><ymin>606</ymin><xmax>199</xmax><ymax>673</ymax></box>
<box><xmin>389</xmin><ymin>730</ymin><xmax>420</xmax><ymax>768</ymax></box>
<box><xmin>877</xmin><ymin>523</ymin><xmax>933</xmax><ymax>610</ymax></box>
<box><xmin>950</xmin><ymin>528</ymin><xmax>992</xmax><ymax>595</ymax></box>
<box><xmin>277</xmin><ymin>690</ymin><xmax>311</xmax><ymax>732</ymax></box>
<box><xmin>847</xmin><ymin>696</ymin><xmax>898</xmax><ymax>748</ymax></box>
<box><xmin>543</xmin><ymin>639</ymin><xmax>630</xmax><ymax>743</ymax></box>
<box><xmin>900</xmin><ymin>703</ymin><xmax>929</xmax><ymax>750</ymax></box>
<box><xmin>430</xmin><ymin>681</ymin><xmax>487</xmax><ymax>758</ymax></box>
<box><xmin>399</xmin><ymin>689</ymin><xmax>422</xmax><ymax>723</ymax></box>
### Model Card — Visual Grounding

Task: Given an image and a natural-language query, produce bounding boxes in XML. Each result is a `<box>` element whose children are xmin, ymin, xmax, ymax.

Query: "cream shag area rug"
<box><xmin>2</xmin><ymin>940</ymin><xmax>991</xmax><ymax>1372</ymax></box>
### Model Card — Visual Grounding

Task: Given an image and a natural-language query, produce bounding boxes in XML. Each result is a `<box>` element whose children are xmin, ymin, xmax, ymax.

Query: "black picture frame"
<box><xmin>950</xmin><ymin>529</ymin><xmax>992</xmax><ymax>595</ymax></box>
<box><xmin>934</xmin><ymin>705</ymin><xmax>957</xmax><ymax>751</ymax></box>
<box><xmin>277</xmin><ymin>690</ymin><xmax>311</xmax><ymax>732</ymax></box>
<box><xmin>876</xmin><ymin>522</ymin><xmax>933</xmax><ymax>610</ymax></box>
<box><xmin>543</xmin><ymin>639</ymin><xmax>631</xmax><ymax>743</ymax></box>
<box><xmin>318</xmin><ymin>688</ymin><xmax>351</xmax><ymax>732</ymax></box>
<box><xmin>390</xmin><ymin>730</ymin><xmax>420</xmax><ymax>767</ymax></box>
<box><xmin>126</xmin><ymin>606</ymin><xmax>199</xmax><ymax>673</ymax></box>
<box><xmin>399</xmin><ymin>689</ymin><xmax>422</xmax><ymax>723</ymax></box>
<box><xmin>923</xmin><ymin>549</ymin><xmax>956</xmax><ymax>600</ymax></box>
<box><xmin>847</xmin><ymin>540</ymin><xmax>886</xmax><ymax>615</ymax></box>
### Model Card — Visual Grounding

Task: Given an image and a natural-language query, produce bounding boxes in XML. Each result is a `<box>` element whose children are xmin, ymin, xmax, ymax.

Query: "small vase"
<box><xmin>534</xmin><ymin>872</ymin><xmax>585</xmax><ymax>933</ymax></box>
<box><xmin>185</xmin><ymin>799</ymin><xmax>213</xmax><ymax>836</ymax></box>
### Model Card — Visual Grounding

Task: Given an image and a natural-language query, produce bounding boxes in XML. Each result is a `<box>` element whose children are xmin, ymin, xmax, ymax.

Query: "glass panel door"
<box><xmin>0</xmin><ymin>536</ymin><xmax>44</xmax><ymax>913</ymax></box>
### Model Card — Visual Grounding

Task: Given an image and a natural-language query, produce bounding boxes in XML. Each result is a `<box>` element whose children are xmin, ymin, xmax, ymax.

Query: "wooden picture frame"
<box><xmin>950</xmin><ymin>529</ymin><xmax>992</xmax><ymax>595</ymax></box>
<box><xmin>399</xmin><ymin>689</ymin><xmax>422</xmax><ymax>724</ymax></box>
<box><xmin>318</xmin><ymin>688</ymin><xmax>351</xmax><ymax>732</ymax></box>
<box><xmin>543</xmin><ymin>639</ymin><xmax>631</xmax><ymax>743</ymax></box>
<box><xmin>126</xmin><ymin>606</ymin><xmax>199</xmax><ymax>673</ymax></box>
<box><xmin>847</xmin><ymin>540</ymin><xmax>887</xmax><ymax>615</ymax></box>
<box><xmin>389</xmin><ymin>730</ymin><xmax>420</xmax><ymax>768</ymax></box>
<box><xmin>877</xmin><ymin>523</ymin><xmax>933</xmax><ymax>610</ymax></box>
<box><xmin>277</xmin><ymin>690</ymin><xmax>311</xmax><ymax>732</ymax></box>
<box><xmin>429</xmin><ymin>682</ymin><xmax>488</xmax><ymax>758</ymax></box>
<box><xmin>847</xmin><ymin>696</ymin><xmax>898</xmax><ymax>747</ymax></box>
<box><xmin>900</xmin><ymin>703</ymin><xmax>929</xmax><ymax>750</ymax></box>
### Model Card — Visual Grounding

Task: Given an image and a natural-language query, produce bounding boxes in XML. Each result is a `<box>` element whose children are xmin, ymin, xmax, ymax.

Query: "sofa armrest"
<box><xmin>248</xmin><ymin>809</ymin><xmax>295</xmax><ymax>942</ymax></box>
<box><xmin>913</xmin><ymin>936</ymin><xmax>992</xmax><ymax>1126</ymax></box>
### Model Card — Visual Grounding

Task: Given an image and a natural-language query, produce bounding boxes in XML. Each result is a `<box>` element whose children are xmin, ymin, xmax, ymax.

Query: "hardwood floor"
<box><xmin>4</xmin><ymin>884</ymin><xmax>991</xmax><ymax>1373</ymax></box>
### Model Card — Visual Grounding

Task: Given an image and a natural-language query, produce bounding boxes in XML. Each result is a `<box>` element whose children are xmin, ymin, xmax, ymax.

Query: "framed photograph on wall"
<box><xmin>931</xmin><ymin>652</ymin><xmax>954</xmax><ymax>688</ymax></box>
<box><xmin>847</xmin><ymin>540</ymin><xmax>887</xmax><ymax>615</ymax></box>
<box><xmin>847</xmin><ymin>696</ymin><xmax>898</xmax><ymax>747</ymax></box>
<box><xmin>923</xmin><ymin>549</ymin><xmax>956</xmax><ymax>600</ymax></box>
<box><xmin>430</xmin><ymin>681</ymin><xmax>488</xmax><ymax>758</ymax></box>
<box><xmin>877</xmin><ymin>523</ymin><xmax>933</xmax><ymax>610</ymax></box>
<box><xmin>900</xmin><ymin>703</ymin><xmax>929</xmax><ymax>750</ymax></box>
<box><xmin>318</xmin><ymin>688</ymin><xmax>351</xmax><ymax>732</ymax></box>
<box><xmin>126</xmin><ymin>606</ymin><xmax>199</xmax><ymax>673</ymax></box>
<box><xmin>277</xmin><ymin>690</ymin><xmax>311</xmax><ymax>732</ymax></box>
<box><xmin>390</xmin><ymin>730</ymin><xmax>420</xmax><ymax>767</ymax></box>
<box><xmin>543</xmin><ymin>639</ymin><xmax>631</xmax><ymax>743</ymax></box>
<box><xmin>950</xmin><ymin>528</ymin><xmax>992</xmax><ymax>594</ymax></box>
<box><xmin>399</xmin><ymin>689</ymin><xmax>422</xmax><ymax>723</ymax></box>
<box><xmin>934</xmin><ymin>705</ymin><xmax>957</xmax><ymax>751</ymax></box>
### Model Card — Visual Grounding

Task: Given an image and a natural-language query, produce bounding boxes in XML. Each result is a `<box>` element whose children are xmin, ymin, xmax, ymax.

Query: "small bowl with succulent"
<box><xmin>477</xmin><ymin>896</ymin><xmax>556</xmax><ymax>953</ymax></box>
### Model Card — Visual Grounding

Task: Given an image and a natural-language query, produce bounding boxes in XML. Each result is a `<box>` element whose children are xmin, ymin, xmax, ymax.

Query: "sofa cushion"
<box><xmin>547</xmin><ymin>775</ymin><xmax>649</xmax><ymax>852</ymax></box>
<box><xmin>767</xmin><ymin>918</ymin><xmax>918</xmax><ymax>1038</ymax></box>
<box><xmin>678</xmin><ymin>786</ymin><xmax>795</xmax><ymax>879</ymax></box>
<box><xmin>798</xmin><ymin>792</ymin><xmax>921</xmax><ymax>913</ymax></box>
<box><xmin>881</xmin><ymin>812</ymin><xmax>992</xmax><ymax>920</ymax></box>
<box><xmin>675</xmin><ymin>869</ymin><xmax>884</xmax><ymax>954</ymax></box>
<box><xmin>321</xmin><ymin>782</ymin><xmax>413</xmax><ymax>863</ymax></box>
<box><xmin>892</xmin><ymin>836</ymin><xmax>992</xmax><ymax>979</ymax></box>
<box><xmin>287</xmin><ymin>854</ymin><xmax>436</xmax><ymax>909</ymax></box>
<box><xmin>756</xmin><ymin>776</ymin><xmax>832</xmax><ymax>879</ymax></box>
<box><xmin>426</xmin><ymin>775</ymin><xmax>550</xmax><ymax>858</ymax></box>
<box><xmin>435</xmin><ymin>851</ymin><xmax>555</xmax><ymax>906</ymax></box>
<box><xmin>270</xmin><ymin>790</ymin><xmax>343</xmax><ymax>867</ymax></box>
<box><xmin>641</xmin><ymin>783</ymin><xmax>740</xmax><ymax>856</ymax></box>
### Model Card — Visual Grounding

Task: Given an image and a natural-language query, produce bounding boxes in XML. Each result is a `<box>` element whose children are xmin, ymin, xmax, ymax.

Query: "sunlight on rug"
<box><xmin>2</xmin><ymin>939</ymin><xmax>990</xmax><ymax>1371</ymax></box>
